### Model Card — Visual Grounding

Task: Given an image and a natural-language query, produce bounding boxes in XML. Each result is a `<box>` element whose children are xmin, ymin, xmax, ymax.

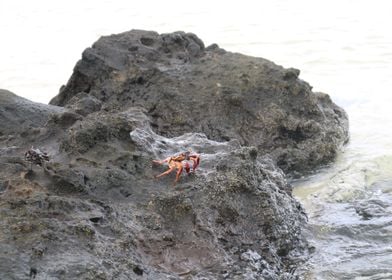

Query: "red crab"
<box><xmin>152</xmin><ymin>151</ymin><xmax>200</xmax><ymax>184</ymax></box>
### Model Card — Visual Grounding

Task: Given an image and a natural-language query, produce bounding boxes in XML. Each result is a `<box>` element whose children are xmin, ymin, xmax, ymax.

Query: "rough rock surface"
<box><xmin>0</xmin><ymin>89</ymin><xmax>65</xmax><ymax>136</ymax></box>
<box><xmin>50</xmin><ymin>30</ymin><xmax>349</xmax><ymax>176</ymax></box>
<box><xmin>0</xmin><ymin>93</ymin><xmax>308</xmax><ymax>279</ymax></box>
<box><xmin>0</xmin><ymin>30</ymin><xmax>347</xmax><ymax>279</ymax></box>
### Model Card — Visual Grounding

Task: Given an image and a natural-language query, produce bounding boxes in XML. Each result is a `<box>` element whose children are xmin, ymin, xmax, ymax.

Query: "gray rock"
<box><xmin>49</xmin><ymin>30</ymin><xmax>349</xmax><ymax>175</ymax></box>
<box><xmin>0</xmin><ymin>29</ymin><xmax>347</xmax><ymax>279</ymax></box>
<box><xmin>0</xmin><ymin>89</ymin><xmax>65</xmax><ymax>135</ymax></box>
<box><xmin>0</xmin><ymin>101</ymin><xmax>308</xmax><ymax>279</ymax></box>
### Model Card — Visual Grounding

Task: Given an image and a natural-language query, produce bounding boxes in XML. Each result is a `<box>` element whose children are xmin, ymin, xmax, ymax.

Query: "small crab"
<box><xmin>152</xmin><ymin>150</ymin><xmax>200</xmax><ymax>184</ymax></box>
<box><xmin>24</xmin><ymin>147</ymin><xmax>49</xmax><ymax>170</ymax></box>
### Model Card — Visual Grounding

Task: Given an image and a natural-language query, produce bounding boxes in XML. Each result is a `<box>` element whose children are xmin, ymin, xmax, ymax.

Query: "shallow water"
<box><xmin>293</xmin><ymin>151</ymin><xmax>392</xmax><ymax>279</ymax></box>
<box><xmin>292</xmin><ymin>94</ymin><xmax>392</xmax><ymax>278</ymax></box>
<box><xmin>1</xmin><ymin>0</ymin><xmax>392</xmax><ymax>278</ymax></box>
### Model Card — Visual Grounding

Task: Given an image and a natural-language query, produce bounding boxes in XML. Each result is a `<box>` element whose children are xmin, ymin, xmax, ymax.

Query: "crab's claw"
<box><xmin>191</xmin><ymin>155</ymin><xmax>200</xmax><ymax>171</ymax></box>
<box><xmin>184</xmin><ymin>162</ymin><xmax>191</xmax><ymax>174</ymax></box>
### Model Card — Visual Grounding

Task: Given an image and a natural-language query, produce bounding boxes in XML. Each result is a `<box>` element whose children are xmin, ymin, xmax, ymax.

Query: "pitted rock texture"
<box><xmin>50</xmin><ymin>30</ymin><xmax>349</xmax><ymax>175</ymax></box>
<box><xmin>0</xmin><ymin>29</ymin><xmax>347</xmax><ymax>279</ymax></box>
<box><xmin>1</xmin><ymin>91</ymin><xmax>309</xmax><ymax>279</ymax></box>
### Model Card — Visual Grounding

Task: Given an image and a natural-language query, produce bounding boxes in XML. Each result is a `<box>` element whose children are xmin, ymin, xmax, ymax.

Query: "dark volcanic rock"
<box><xmin>0</xmin><ymin>100</ymin><xmax>308</xmax><ymax>279</ymax></box>
<box><xmin>0</xmin><ymin>89</ymin><xmax>64</xmax><ymax>136</ymax></box>
<box><xmin>0</xmin><ymin>29</ymin><xmax>347</xmax><ymax>279</ymax></box>
<box><xmin>50</xmin><ymin>30</ymin><xmax>348</xmax><ymax>175</ymax></box>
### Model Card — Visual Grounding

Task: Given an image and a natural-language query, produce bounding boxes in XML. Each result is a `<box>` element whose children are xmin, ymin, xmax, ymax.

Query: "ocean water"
<box><xmin>1</xmin><ymin>0</ymin><xmax>392</xmax><ymax>278</ymax></box>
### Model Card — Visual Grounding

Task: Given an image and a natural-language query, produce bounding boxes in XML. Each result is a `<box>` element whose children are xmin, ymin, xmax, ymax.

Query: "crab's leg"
<box><xmin>175</xmin><ymin>166</ymin><xmax>183</xmax><ymax>182</ymax></box>
<box><xmin>152</xmin><ymin>158</ymin><xmax>168</xmax><ymax>165</ymax></box>
<box><xmin>155</xmin><ymin>166</ymin><xmax>176</xmax><ymax>178</ymax></box>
